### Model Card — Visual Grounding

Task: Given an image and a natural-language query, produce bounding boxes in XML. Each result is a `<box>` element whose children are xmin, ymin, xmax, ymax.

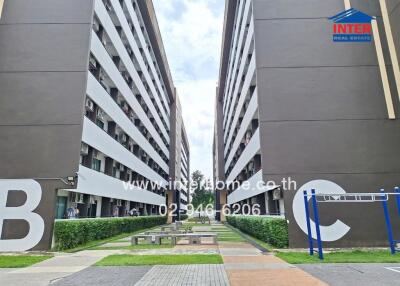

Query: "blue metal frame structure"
<box><xmin>303</xmin><ymin>187</ymin><xmax>400</xmax><ymax>260</ymax></box>
<box><xmin>303</xmin><ymin>190</ymin><xmax>323</xmax><ymax>259</ymax></box>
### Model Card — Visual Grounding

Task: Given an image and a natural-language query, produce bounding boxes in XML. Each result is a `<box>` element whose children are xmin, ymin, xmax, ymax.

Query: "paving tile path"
<box><xmin>298</xmin><ymin>263</ymin><xmax>400</xmax><ymax>286</ymax></box>
<box><xmin>134</xmin><ymin>264</ymin><xmax>229</xmax><ymax>286</ymax></box>
<box><xmin>52</xmin><ymin>266</ymin><xmax>151</xmax><ymax>286</ymax></box>
<box><xmin>218</xmin><ymin>240</ymin><xmax>327</xmax><ymax>286</ymax></box>
<box><xmin>0</xmin><ymin>222</ymin><xmax>328</xmax><ymax>286</ymax></box>
<box><xmin>0</xmin><ymin>250</ymin><xmax>123</xmax><ymax>286</ymax></box>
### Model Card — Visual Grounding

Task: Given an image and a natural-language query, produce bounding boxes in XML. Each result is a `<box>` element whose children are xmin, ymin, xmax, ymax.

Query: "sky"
<box><xmin>152</xmin><ymin>0</ymin><xmax>225</xmax><ymax>180</ymax></box>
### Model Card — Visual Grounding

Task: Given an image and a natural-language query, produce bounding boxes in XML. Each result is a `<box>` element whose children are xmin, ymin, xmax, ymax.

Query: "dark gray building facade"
<box><xmin>214</xmin><ymin>0</ymin><xmax>400</xmax><ymax>247</ymax></box>
<box><xmin>0</xmin><ymin>0</ymin><xmax>189</xmax><ymax>251</ymax></box>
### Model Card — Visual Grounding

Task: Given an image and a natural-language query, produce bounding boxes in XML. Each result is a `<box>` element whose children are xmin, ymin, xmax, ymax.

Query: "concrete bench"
<box><xmin>174</xmin><ymin>233</ymin><xmax>217</xmax><ymax>245</ymax></box>
<box><xmin>131</xmin><ymin>233</ymin><xmax>217</xmax><ymax>245</ymax></box>
<box><xmin>144</xmin><ymin>230</ymin><xmax>191</xmax><ymax>235</ymax></box>
<box><xmin>131</xmin><ymin>233</ymin><xmax>171</xmax><ymax>245</ymax></box>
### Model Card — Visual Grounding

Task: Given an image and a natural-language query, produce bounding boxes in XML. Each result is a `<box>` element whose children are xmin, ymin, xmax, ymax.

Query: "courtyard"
<box><xmin>1</xmin><ymin>221</ymin><xmax>400</xmax><ymax>285</ymax></box>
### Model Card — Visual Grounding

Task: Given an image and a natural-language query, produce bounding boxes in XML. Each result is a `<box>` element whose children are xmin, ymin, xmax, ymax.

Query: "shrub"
<box><xmin>226</xmin><ymin>215</ymin><xmax>288</xmax><ymax>248</ymax></box>
<box><xmin>53</xmin><ymin>216</ymin><xmax>167</xmax><ymax>250</ymax></box>
<box><xmin>180</xmin><ymin>214</ymin><xmax>189</xmax><ymax>221</ymax></box>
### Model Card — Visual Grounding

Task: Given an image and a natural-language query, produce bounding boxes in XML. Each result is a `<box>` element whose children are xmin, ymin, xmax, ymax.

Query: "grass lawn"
<box><xmin>183</xmin><ymin>223</ymin><xmax>212</xmax><ymax>228</ymax></box>
<box><xmin>224</xmin><ymin>223</ymin><xmax>273</xmax><ymax>250</ymax></box>
<box><xmin>0</xmin><ymin>255</ymin><xmax>53</xmax><ymax>268</ymax></box>
<box><xmin>217</xmin><ymin>232</ymin><xmax>246</xmax><ymax>242</ymax></box>
<box><xmin>276</xmin><ymin>250</ymin><xmax>400</xmax><ymax>264</ymax></box>
<box><xmin>91</xmin><ymin>244</ymin><xmax>173</xmax><ymax>250</ymax></box>
<box><xmin>218</xmin><ymin>237</ymin><xmax>246</xmax><ymax>242</ymax></box>
<box><xmin>95</xmin><ymin>254</ymin><xmax>223</xmax><ymax>266</ymax></box>
<box><xmin>62</xmin><ymin>226</ymin><xmax>161</xmax><ymax>253</ymax></box>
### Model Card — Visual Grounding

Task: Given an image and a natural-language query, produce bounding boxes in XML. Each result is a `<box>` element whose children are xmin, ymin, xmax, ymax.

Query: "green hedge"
<box><xmin>180</xmin><ymin>214</ymin><xmax>188</xmax><ymax>221</ymax></box>
<box><xmin>226</xmin><ymin>215</ymin><xmax>288</xmax><ymax>248</ymax></box>
<box><xmin>54</xmin><ymin>216</ymin><xmax>167</xmax><ymax>250</ymax></box>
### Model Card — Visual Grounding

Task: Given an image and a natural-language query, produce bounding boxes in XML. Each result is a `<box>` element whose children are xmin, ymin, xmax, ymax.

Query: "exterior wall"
<box><xmin>213</xmin><ymin>90</ymin><xmax>228</xmax><ymax>221</ymax></box>
<box><xmin>253</xmin><ymin>0</ymin><xmax>400</xmax><ymax>247</ymax></box>
<box><xmin>0</xmin><ymin>0</ymin><xmax>94</xmax><ymax>251</ymax></box>
<box><xmin>216</xmin><ymin>0</ymin><xmax>400</xmax><ymax>247</ymax></box>
<box><xmin>0</xmin><ymin>0</ymin><xmax>93</xmax><ymax>179</ymax></box>
<box><xmin>169</xmin><ymin>95</ymin><xmax>187</xmax><ymax>218</ymax></box>
<box><xmin>215</xmin><ymin>0</ymin><xmax>266</xmax><ymax>216</ymax></box>
<box><xmin>180</xmin><ymin>125</ymin><xmax>190</xmax><ymax>209</ymax></box>
<box><xmin>0</xmin><ymin>0</ymin><xmax>189</xmax><ymax>250</ymax></box>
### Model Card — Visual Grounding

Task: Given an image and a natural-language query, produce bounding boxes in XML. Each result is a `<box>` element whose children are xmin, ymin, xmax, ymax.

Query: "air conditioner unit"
<box><xmin>92</xmin><ymin>149</ymin><xmax>99</xmax><ymax>158</ymax></box>
<box><xmin>102</xmin><ymin>36</ymin><xmax>107</xmax><ymax>46</ymax></box>
<box><xmin>85</xmin><ymin>98</ymin><xmax>94</xmax><ymax>112</ymax></box>
<box><xmin>96</xmin><ymin>109</ymin><xmax>105</xmax><ymax>120</ymax></box>
<box><xmin>80</xmin><ymin>143</ymin><xmax>89</xmax><ymax>155</ymax></box>
<box><xmin>105</xmin><ymin>0</ymin><xmax>112</xmax><ymax>11</ymax></box>
<box><xmin>89</xmin><ymin>57</ymin><xmax>97</xmax><ymax>69</ymax></box>
<box><xmin>116</xmin><ymin>199</ymin><xmax>122</xmax><ymax>206</ymax></box>
<box><xmin>272</xmin><ymin>189</ymin><xmax>282</xmax><ymax>200</ymax></box>
<box><xmin>129</xmin><ymin>111</ymin><xmax>135</xmax><ymax>121</ymax></box>
<box><xmin>119</xmin><ymin>133</ymin><xmax>127</xmax><ymax>142</ymax></box>
<box><xmin>122</xmin><ymin>102</ymin><xmax>129</xmax><ymax>112</ymax></box>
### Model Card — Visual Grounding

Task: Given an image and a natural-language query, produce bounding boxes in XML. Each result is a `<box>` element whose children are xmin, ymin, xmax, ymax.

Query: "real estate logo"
<box><xmin>329</xmin><ymin>8</ymin><xmax>374</xmax><ymax>42</ymax></box>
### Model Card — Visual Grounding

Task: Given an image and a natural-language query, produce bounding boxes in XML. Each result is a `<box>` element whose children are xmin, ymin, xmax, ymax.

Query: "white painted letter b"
<box><xmin>0</xmin><ymin>179</ymin><xmax>45</xmax><ymax>251</ymax></box>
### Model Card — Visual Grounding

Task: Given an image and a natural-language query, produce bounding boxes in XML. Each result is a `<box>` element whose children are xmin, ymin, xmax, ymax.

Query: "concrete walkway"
<box><xmin>219</xmin><ymin>241</ymin><xmax>327</xmax><ymax>286</ymax></box>
<box><xmin>0</xmin><ymin>250</ymin><xmax>123</xmax><ymax>286</ymax></box>
<box><xmin>0</xmin><ymin>223</ymin><xmax>328</xmax><ymax>285</ymax></box>
<box><xmin>135</xmin><ymin>264</ymin><xmax>229</xmax><ymax>286</ymax></box>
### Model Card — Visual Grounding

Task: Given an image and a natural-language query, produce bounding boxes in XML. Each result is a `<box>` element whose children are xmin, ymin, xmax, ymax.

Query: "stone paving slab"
<box><xmin>226</xmin><ymin>268</ymin><xmax>328</xmax><ymax>286</ymax></box>
<box><xmin>102</xmin><ymin>242</ymin><xmax>130</xmax><ymax>247</ymax></box>
<box><xmin>52</xmin><ymin>266</ymin><xmax>152</xmax><ymax>286</ymax></box>
<box><xmin>192</xmin><ymin>226</ymin><xmax>213</xmax><ymax>232</ymax></box>
<box><xmin>218</xmin><ymin>248</ymin><xmax>261</xmax><ymax>256</ymax></box>
<box><xmin>222</xmin><ymin>255</ymin><xmax>285</xmax><ymax>263</ymax></box>
<box><xmin>298</xmin><ymin>263</ymin><xmax>400</xmax><ymax>286</ymax></box>
<box><xmin>218</xmin><ymin>242</ymin><xmax>255</xmax><ymax>249</ymax></box>
<box><xmin>224</xmin><ymin>262</ymin><xmax>295</xmax><ymax>270</ymax></box>
<box><xmin>130</xmin><ymin>249</ymin><xmax>219</xmax><ymax>255</ymax></box>
<box><xmin>135</xmin><ymin>264</ymin><xmax>229</xmax><ymax>286</ymax></box>
<box><xmin>0</xmin><ymin>250</ymin><xmax>122</xmax><ymax>286</ymax></box>
<box><xmin>174</xmin><ymin>245</ymin><xmax>218</xmax><ymax>250</ymax></box>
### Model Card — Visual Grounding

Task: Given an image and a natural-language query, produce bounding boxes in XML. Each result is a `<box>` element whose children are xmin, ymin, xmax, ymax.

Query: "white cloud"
<box><xmin>153</xmin><ymin>0</ymin><xmax>224</xmax><ymax>179</ymax></box>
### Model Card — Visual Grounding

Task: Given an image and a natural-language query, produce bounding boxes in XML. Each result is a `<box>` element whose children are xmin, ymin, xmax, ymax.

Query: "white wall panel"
<box><xmin>225</xmin><ymin>89</ymin><xmax>257</xmax><ymax>171</ymax></box>
<box><xmin>227</xmin><ymin>128</ymin><xmax>260</xmax><ymax>182</ymax></box>
<box><xmin>90</xmin><ymin>33</ymin><xmax>169</xmax><ymax>157</ymax></box>
<box><xmin>77</xmin><ymin>165</ymin><xmax>165</xmax><ymax>205</ymax></box>
<box><xmin>123</xmin><ymin>0</ymin><xmax>170</xmax><ymax>115</ymax></box>
<box><xmin>223</xmin><ymin>0</ymin><xmax>246</xmax><ymax>112</ymax></box>
<box><xmin>87</xmin><ymin>73</ymin><xmax>169</xmax><ymax>172</ymax></box>
<box><xmin>224</xmin><ymin>17</ymin><xmax>254</xmax><ymax>137</ymax></box>
<box><xmin>227</xmin><ymin>170</ymin><xmax>277</xmax><ymax>204</ymax></box>
<box><xmin>224</xmin><ymin>54</ymin><xmax>256</xmax><ymax>156</ymax></box>
<box><xmin>82</xmin><ymin>117</ymin><xmax>167</xmax><ymax>186</ymax></box>
<box><xmin>95</xmin><ymin>0</ymin><xmax>170</xmax><ymax>140</ymax></box>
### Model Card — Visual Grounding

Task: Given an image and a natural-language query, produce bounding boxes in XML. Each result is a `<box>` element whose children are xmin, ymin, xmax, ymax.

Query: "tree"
<box><xmin>190</xmin><ymin>170</ymin><xmax>214</xmax><ymax>209</ymax></box>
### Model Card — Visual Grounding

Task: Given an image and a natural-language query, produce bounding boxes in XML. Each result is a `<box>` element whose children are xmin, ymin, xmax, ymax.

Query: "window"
<box><xmin>96</xmin><ymin>119</ymin><xmax>105</xmax><ymax>129</ymax></box>
<box><xmin>92</xmin><ymin>159</ymin><xmax>101</xmax><ymax>172</ymax></box>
